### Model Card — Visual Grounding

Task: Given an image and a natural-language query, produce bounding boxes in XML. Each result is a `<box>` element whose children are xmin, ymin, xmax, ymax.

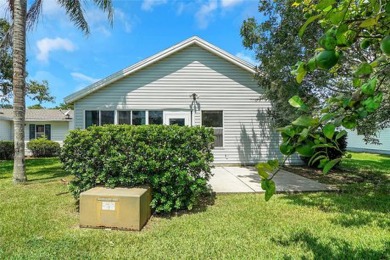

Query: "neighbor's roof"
<box><xmin>0</xmin><ymin>109</ymin><xmax>74</xmax><ymax>122</ymax></box>
<box><xmin>64</xmin><ymin>36</ymin><xmax>256</xmax><ymax>104</ymax></box>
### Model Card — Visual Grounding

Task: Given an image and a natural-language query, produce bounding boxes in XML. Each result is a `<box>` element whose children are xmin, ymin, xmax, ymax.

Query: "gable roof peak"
<box><xmin>64</xmin><ymin>36</ymin><xmax>255</xmax><ymax>104</ymax></box>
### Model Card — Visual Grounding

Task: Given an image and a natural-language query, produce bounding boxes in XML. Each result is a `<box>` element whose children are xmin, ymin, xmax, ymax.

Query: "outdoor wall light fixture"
<box><xmin>190</xmin><ymin>93</ymin><xmax>199</xmax><ymax>101</ymax></box>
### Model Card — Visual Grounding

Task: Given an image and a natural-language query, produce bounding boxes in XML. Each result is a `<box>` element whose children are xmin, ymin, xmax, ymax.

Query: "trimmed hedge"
<box><xmin>27</xmin><ymin>137</ymin><xmax>61</xmax><ymax>157</ymax></box>
<box><xmin>0</xmin><ymin>141</ymin><xmax>14</xmax><ymax>160</ymax></box>
<box><xmin>60</xmin><ymin>125</ymin><xmax>214</xmax><ymax>213</ymax></box>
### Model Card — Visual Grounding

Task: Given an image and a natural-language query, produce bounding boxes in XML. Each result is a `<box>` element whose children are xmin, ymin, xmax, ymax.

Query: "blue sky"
<box><xmin>2</xmin><ymin>0</ymin><xmax>260</xmax><ymax>107</ymax></box>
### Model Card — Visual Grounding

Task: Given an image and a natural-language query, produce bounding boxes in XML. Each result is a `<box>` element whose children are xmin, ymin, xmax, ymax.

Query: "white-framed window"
<box><xmin>202</xmin><ymin>110</ymin><xmax>223</xmax><ymax>147</ymax></box>
<box><xmin>149</xmin><ymin>111</ymin><xmax>163</xmax><ymax>125</ymax></box>
<box><xmin>29</xmin><ymin>124</ymin><xmax>51</xmax><ymax>140</ymax></box>
<box><xmin>132</xmin><ymin>111</ymin><xmax>146</xmax><ymax>125</ymax></box>
<box><xmin>85</xmin><ymin>110</ymin><xmax>115</xmax><ymax>128</ymax></box>
<box><xmin>86</xmin><ymin>110</ymin><xmax>164</xmax><ymax>128</ymax></box>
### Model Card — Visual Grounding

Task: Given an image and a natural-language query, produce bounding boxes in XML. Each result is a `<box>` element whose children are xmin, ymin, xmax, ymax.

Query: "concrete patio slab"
<box><xmin>209</xmin><ymin>167</ymin><xmax>333</xmax><ymax>193</ymax></box>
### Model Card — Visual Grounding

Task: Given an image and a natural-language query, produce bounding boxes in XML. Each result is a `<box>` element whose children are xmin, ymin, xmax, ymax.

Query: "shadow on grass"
<box><xmin>273</xmin><ymin>230</ymin><xmax>390</xmax><ymax>259</ymax></box>
<box><xmin>0</xmin><ymin>160</ymin><xmax>13</xmax><ymax>179</ymax></box>
<box><xmin>0</xmin><ymin>158</ymin><xmax>69</xmax><ymax>183</ymax></box>
<box><xmin>156</xmin><ymin>188</ymin><xmax>216</xmax><ymax>219</ymax></box>
<box><xmin>282</xmin><ymin>192</ymin><xmax>390</xmax><ymax>228</ymax></box>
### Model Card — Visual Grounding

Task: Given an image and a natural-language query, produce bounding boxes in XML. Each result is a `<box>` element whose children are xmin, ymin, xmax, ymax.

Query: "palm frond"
<box><xmin>7</xmin><ymin>0</ymin><xmax>14</xmax><ymax>20</ymax></box>
<box><xmin>26</xmin><ymin>0</ymin><xmax>42</xmax><ymax>31</ymax></box>
<box><xmin>92</xmin><ymin>0</ymin><xmax>114</xmax><ymax>26</ymax></box>
<box><xmin>57</xmin><ymin>0</ymin><xmax>89</xmax><ymax>34</ymax></box>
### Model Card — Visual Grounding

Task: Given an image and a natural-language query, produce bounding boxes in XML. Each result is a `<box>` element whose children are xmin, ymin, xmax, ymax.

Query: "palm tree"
<box><xmin>10</xmin><ymin>0</ymin><xmax>113</xmax><ymax>183</ymax></box>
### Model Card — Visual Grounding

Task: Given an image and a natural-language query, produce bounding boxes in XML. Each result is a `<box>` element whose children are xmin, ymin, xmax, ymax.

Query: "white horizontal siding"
<box><xmin>0</xmin><ymin>120</ymin><xmax>12</xmax><ymax>140</ymax></box>
<box><xmin>347</xmin><ymin>129</ymin><xmax>390</xmax><ymax>154</ymax></box>
<box><xmin>24</xmin><ymin>121</ymin><xmax>70</xmax><ymax>142</ymax></box>
<box><xmin>74</xmin><ymin>45</ymin><xmax>289</xmax><ymax>165</ymax></box>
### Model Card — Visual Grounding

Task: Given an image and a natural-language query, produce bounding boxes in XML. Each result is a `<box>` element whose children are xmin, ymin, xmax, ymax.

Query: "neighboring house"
<box><xmin>347</xmin><ymin>128</ymin><xmax>390</xmax><ymax>155</ymax></box>
<box><xmin>0</xmin><ymin>109</ymin><xmax>74</xmax><ymax>155</ymax></box>
<box><xmin>65</xmin><ymin>36</ymin><xmax>292</xmax><ymax>165</ymax></box>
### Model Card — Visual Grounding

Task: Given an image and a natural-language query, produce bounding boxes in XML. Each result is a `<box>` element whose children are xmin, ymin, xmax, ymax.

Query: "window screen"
<box><xmin>132</xmin><ymin>111</ymin><xmax>146</xmax><ymax>125</ymax></box>
<box><xmin>202</xmin><ymin>111</ymin><xmax>223</xmax><ymax>147</ymax></box>
<box><xmin>149</xmin><ymin>111</ymin><xmax>163</xmax><ymax>125</ymax></box>
<box><xmin>101</xmin><ymin>111</ymin><xmax>115</xmax><ymax>125</ymax></box>
<box><xmin>118</xmin><ymin>111</ymin><xmax>131</xmax><ymax>125</ymax></box>
<box><xmin>85</xmin><ymin>111</ymin><xmax>99</xmax><ymax>128</ymax></box>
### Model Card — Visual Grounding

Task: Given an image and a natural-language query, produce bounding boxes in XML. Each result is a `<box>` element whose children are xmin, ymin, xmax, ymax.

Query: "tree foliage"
<box><xmin>5</xmin><ymin>0</ymin><xmax>113</xmax><ymax>183</ymax></box>
<box><xmin>249</xmin><ymin>0</ymin><xmax>390</xmax><ymax>200</ymax></box>
<box><xmin>0</xmin><ymin>19</ymin><xmax>54</xmax><ymax>106</ymax></box>
<box><xmin>241</xmin><ymin>0</ymin><xmax>389</xmax><ymax>141</ymax></box>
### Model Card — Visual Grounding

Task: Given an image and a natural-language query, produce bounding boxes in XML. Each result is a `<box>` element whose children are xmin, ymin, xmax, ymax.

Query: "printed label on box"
<box><xmin>102</xmin><ymin>201</ymin><xmax>116</xmax><ymax>211</ymax></box>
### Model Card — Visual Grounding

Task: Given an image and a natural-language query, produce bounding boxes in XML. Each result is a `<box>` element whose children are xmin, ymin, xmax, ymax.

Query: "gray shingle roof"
<box><xmin>0</xmin><ymin>109</ymin><xmax>74</xmax><ymax>121</ymax></box>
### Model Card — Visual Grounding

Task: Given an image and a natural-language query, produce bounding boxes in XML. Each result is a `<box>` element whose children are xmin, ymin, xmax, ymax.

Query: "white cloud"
<box><xmin>41</xmin><ymin>0</ymin><xmax>63</xmax><ymax>15</ymax></box>
<box><xmin>221</xmin><ymin>0</ymin><xmax>244</xmax><ymax>8</ymax></box>
<box><xmin>36</xmin><ymin>37</ymin><xmax>76</xmax><ymax>62</ymax></box>
<box><xmin>71</xmin><ymin>72</ymin><xmax>100</xmax><ymax>84</ymax></box>
<box><xmin>195</xmin><ymin>0</ymin><xmax>218</xmax><ymax>29</ymax></box>
<box><xmin>236</xmin><ymin>52</ymin><xmax>257</xmax><ymax>65</ymax></box>
<box><xmin>141</xmin><ymin>0</ymin><xmax>168</xmax><ymax>11</ymax></box>
<box><xmin>115</xmin><ymin>9</ymin><xmax>136</xmax><ymax>33</ymax></box>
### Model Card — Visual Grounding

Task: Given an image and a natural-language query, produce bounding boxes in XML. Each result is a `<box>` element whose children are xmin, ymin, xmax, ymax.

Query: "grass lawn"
<box><xmin>0</xmin><ymin>153</ymin><xmax>389</xmax><ymax>259</ymax></box>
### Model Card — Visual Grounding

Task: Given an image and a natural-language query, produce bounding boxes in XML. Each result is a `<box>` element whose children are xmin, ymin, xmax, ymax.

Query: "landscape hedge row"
<box><xmin>27</xmin><ymin>137</ymin><xmax>61</xmax><ymax>157</ymax></box>
<box><xmin>0</xmin><ymin>141</ymin><xmax>14</xmax><ymax>160</ymax></box>
<box><xmin>60</xmin><ymin>125</ymin><xmax>214</xmax><ymax>213</ymax></box>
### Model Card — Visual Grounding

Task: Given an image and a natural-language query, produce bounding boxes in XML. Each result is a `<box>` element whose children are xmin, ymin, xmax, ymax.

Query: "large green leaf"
<box><xmin>323</xmin><ymin>158</ymin><xmax>341</xmax><ymax>174</ymax></box>
<box><xmin>280</xmin><ymin>142</ymin><xmax>295</xmax><ymax>155</ymax></box>
<box><xmin>316</xmin><ymin>0</ymin><xmax>335</xmax><ymax>10</ymax></box>
<box><xmin>361</xmin><ymin>78</ymin><xmax>377</xmax><ymax>95</ymax></box>
<box><xmin>267</xmin><ymin>159</ymin><xmax>279</xmax><ymax>169</ymax></box>
<box><xmin>296</xmin><ymin>70</ymin><xmax>307</xmax><ymax>83</ymax></box>
<box><xmin>292</xmin><ymin>115</ymin><xmax>318</xmax><ymax>127</ymax></box>
<box><xmin>329</xmin><ymin>8</ymin><xmax>348</xmax><ymax>25</ymax></box>
<box><xmin>261</xmin><ymin>179</ymin><xmax>276</xmax><ymax>201</ymax></box>
<box><xmin>299</xmin><ymin>14</ymin><xmax>322</xmax><ymax>37</ymax></box>
<box><xmin>256</xmin><ymin>162</ymin><xmax>272</xmax><ymax>179</ymax></box>
<box><xmin>318</xmin><ymin>158</ymin><xmax>329</xmax><ymax>168</ymax></box>
<box><xmin>363</xmin><ymin>93</ymin><xmax>383</xmax><ymax>112</ymax></box>
<box><xmin>312</xmin><ymin>143</ymin><xmax>336</xmax><ymax>149</ymax></box>
<box><xmin>296</xmin><ymin>143</ymin><xmax>315</xmax><ymax>157</ymax></box>
<box><xmin>298</xmin><ymin>128</ymin><xmax>309</xmax><ymax>142</ymax></box>
<box><xmin>354</xmin><ymin>63</ymin><xmax>373</xmax><ymax>77</ymax></box>
<box><xmin>360</xmin><ymin>17</ymin><xmax>377</xmax><ymax>28</ymax></box>
<box><xmin>322</xmin><ymin>123</ymin><xmax>335</xmax><ymax>139</ymax></box>
<box><xmin>289</xmin><ymin>95</ymin><xmax>304</xmax><ymax>108</ymax></box>
<box><xmin>292</xmin><ymin>62</ymin><xmax>307</xmax><ymax>84</ymax></box>
<box><xmin>336</xmin><ymin>130</ymin><xmax>347</xmax><ymax>140</ymax></box>
<box><xmin>308</xmin><ymin>153</ymin><xmax>327</xmax><ymax>166</ymax></box>
<box><xmin>279</xmin><ymin>126</ymin><xmax>296</xmax><ymax>137</ymax></box>
<box><xmin>342</xmin><ymin>117</ymin><xmax>357</xmax><ymax>129</ymax></box>
<box><xmin>320</xmin><ymin>113</ymin><xmax>335</xmax><ymax>122</ymax></box>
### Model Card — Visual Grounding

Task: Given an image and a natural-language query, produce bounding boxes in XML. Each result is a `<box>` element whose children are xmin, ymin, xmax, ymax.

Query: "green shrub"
<box><xmin>27</xmin><ymin>137</ymin><xmax>61</xmax><ymax>157</ymax></box>
<box><xmin>0</xmin><ymin>141</ymin><xmax>14</xmax><ymax>160</ymax></box>
<box><xmin>300</xmin><ymin>132</ymin><xmax>348</xmax><ymax>167</ymax></box>
<box><xmin>60</xmin><ymin>125</ymin><xmax>214</xmax><ymax>213</ymax></box>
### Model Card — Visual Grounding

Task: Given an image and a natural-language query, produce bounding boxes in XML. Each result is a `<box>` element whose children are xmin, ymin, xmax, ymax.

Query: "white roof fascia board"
<box><xmin>64</xmin><ymin>36</ymin><xmax>256</xmax><ymax>104</ymax></box>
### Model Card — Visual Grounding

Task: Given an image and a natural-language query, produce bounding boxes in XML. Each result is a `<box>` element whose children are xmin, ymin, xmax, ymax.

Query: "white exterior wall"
<box><xmin>0</xmin><ymin>119</ymin><xmax>12</xmax><ymax>140</ymax></box>
<box><xmin>347</xmin><ymin>128</ymin><xmax>390</xmax><ymax>154</ymax></box>
<box><xmin>74</xmin><ymin>45</ymin><xmax>287</xmax><ymax>164</ymax></box>
<box><xmin>24</xmin><ymin>121</ymin><xmax>71</xmax><ymax>144</ymax></box>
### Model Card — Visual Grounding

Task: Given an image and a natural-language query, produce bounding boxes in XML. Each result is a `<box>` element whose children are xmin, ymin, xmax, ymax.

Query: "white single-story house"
<box><xmin>347</xmin><ymin>128</ymin><xmax>390</xmax><ymax>155</ymax></box>
<box><xmin>0</xmin><ymin>109</ymin><xmax>74</xmax><ymax>154</ymax></box>
<box><xmin>64</xmin><ymin>36</ymin><xmax>292</xmax><ymax>165</ymax></box>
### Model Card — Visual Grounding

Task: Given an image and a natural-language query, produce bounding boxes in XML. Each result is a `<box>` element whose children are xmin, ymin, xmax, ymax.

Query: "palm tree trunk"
<box><xmin>12</xmin><ymin>0</ymin><xmax>27</xmax><ymax>183</ymax></box>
